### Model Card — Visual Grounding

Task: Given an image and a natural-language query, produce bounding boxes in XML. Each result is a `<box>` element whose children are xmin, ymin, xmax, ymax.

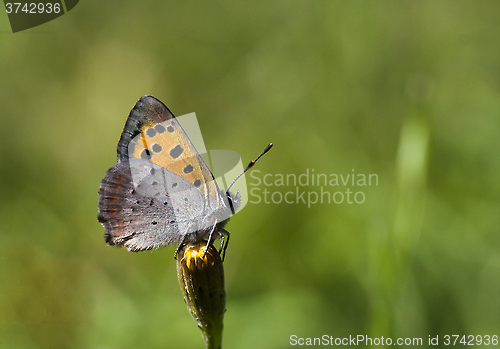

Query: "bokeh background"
<box><xmin>1</xmin><ymin>1</ymin><xmax>500</xmax><ymax>348</ymax></box>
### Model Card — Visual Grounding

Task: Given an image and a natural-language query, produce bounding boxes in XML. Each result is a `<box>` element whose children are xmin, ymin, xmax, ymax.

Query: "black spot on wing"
<box><xmin>146</xmin><ymin>128</ymin><xmax>156</xmax><ymax>137</ymax></box>
<box><xmin>152</xmin><ymin>144</ymin><xmax>162</xmax><ymax>153</ymax></box>
<box><xmin>170</xmin><ymin>145</ymin><xmax>183</xmax><ymax>158</ymax></box>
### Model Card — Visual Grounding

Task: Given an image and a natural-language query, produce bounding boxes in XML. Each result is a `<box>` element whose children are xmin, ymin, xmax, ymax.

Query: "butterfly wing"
<box><xmin>98</xmin><ymin>95</ymin><xmax>223</xmax><ymax>251</ymax></box>
<box><xmin>99</xmin><ymin>161</ymin><xmax>176</xmax><ymax>250</ymax></box>
<box><xmin>120</xmin><ymin>96</ymin><xmax>217</xmax><ymax>207</ymax></box>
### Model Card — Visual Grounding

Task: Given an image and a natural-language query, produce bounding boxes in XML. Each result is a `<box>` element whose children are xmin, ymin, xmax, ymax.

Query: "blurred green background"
<box><xmin>1</xmin><ymin>1</ymin><xmax>500</xmax><ymax>348</ymax></box>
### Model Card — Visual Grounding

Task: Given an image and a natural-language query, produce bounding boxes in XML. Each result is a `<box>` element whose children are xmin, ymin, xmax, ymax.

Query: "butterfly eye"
<box><xmin>224</xmin><ymin>191</ymin><xmax>240</xmax><ymax>214</ymax></box>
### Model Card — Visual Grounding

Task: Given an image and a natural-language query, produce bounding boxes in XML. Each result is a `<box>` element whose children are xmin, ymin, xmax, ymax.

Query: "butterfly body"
<box><xmin>98</xmin><ymin>96</ymin><xmax>236</xmax><ymax>253</ymax></box>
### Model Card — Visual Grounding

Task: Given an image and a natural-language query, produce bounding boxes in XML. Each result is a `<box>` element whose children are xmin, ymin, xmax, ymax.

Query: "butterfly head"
<box><xmin>223</xmin><ymin>189</ymin><xmax>241</xmax><ymax>215</ymax></box>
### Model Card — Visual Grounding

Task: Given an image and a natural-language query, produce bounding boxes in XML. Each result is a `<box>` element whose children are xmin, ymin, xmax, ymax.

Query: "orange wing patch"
<box><xmin>128</xmin><ymin>120</ymin><xmax>217</xmax><ymax>200</ymax></box>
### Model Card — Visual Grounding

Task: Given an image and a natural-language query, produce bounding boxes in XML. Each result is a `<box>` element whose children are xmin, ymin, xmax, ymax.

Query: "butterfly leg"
<box><xmin>174</xmin><ymin>234</ymin><xmax>190</xmax><ymax>260</ymax></box>
<box><xmin>219</xmin><ymin>229</ymin><xmax>230</xmax><ymax>262</ymax></box>
<box><xmin>203</xmin><ymin>222</ymin><xmax>218</xmax><ymax>259</ymax></box>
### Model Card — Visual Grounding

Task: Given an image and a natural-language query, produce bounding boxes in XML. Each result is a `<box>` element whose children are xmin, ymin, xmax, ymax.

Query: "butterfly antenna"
<box><xmin>225</xmin><ymin>143</ymin><xmax>273</xmax><ymax>195</ymax></box>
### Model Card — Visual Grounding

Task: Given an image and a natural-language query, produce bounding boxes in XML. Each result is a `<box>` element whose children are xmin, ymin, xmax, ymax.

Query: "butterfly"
<box><xmin>98</xmin><ymin>95</ymin><xmax>272</xmax><ymax>259</ymax></box>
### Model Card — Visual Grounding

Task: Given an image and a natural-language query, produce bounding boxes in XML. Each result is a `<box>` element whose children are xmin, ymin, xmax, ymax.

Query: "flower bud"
<box><xmin>176</xmin><ymin>241</ymin><xmax>225</xmax><ymax>349</ymax></box>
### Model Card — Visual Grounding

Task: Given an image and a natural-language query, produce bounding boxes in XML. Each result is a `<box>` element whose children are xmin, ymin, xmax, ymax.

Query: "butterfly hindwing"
<box><xmin>98</xmin><ymin>161</ymin><xmax>183</xmax><ymax>250</ymax></box>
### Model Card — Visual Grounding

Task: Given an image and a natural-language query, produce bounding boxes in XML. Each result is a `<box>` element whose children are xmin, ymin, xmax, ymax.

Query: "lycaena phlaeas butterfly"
<box><xmin>98</xmin><ymin>95</ymin><xmax>272</xmax><ymax>259</ymax></box>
